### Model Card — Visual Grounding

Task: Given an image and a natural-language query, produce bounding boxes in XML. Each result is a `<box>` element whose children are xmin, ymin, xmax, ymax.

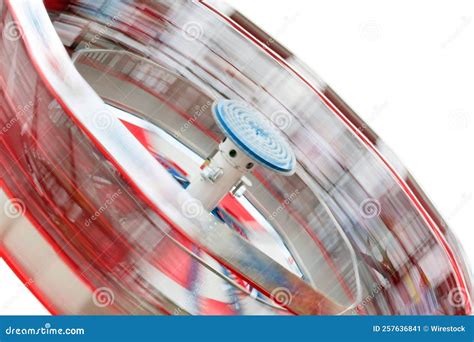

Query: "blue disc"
<box><xmin>212</xmin><ymin>100</ymin><xmax>296</xmax><ymax>175</ymax></box>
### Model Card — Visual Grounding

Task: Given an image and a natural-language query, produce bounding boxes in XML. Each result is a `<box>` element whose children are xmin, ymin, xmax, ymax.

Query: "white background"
<box><xmin>225</xmin><ymin>0</ymin><xmax>474</xmax><ymax>260</ymax></box>
<box><xmin>1</xmin><ymin>0</ymin><xmax>473</xmax><ymax>314</ymax></box>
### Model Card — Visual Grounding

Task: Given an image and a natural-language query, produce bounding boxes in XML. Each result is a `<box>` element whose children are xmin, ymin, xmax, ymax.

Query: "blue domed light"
<box><xmin>212</xmin><ymin>100</ymin><xmax>296</xmax><ymax>175</ymax></box>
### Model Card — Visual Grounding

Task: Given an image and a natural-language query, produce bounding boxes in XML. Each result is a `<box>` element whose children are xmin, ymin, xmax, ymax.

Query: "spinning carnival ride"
<box><xmin>0</xmin><ymin>0</ymin><xmax>471</xmax><ymax>315</ymax></box>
